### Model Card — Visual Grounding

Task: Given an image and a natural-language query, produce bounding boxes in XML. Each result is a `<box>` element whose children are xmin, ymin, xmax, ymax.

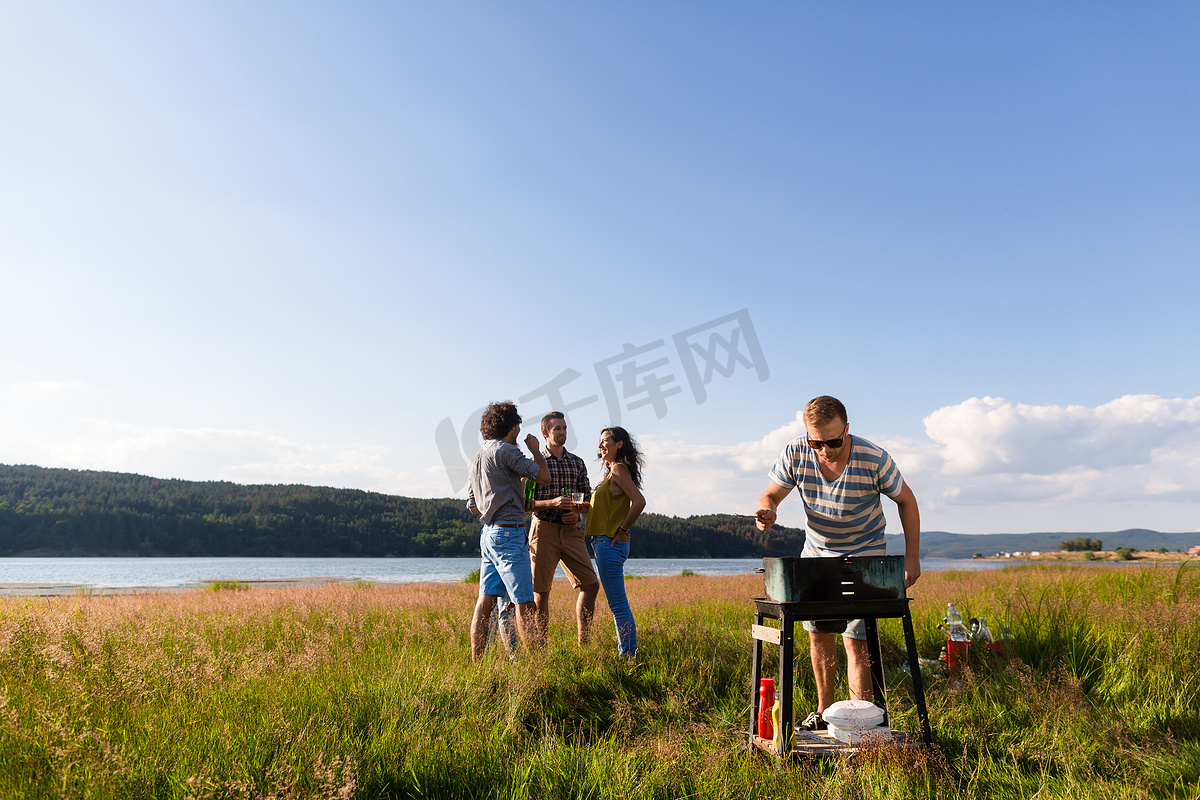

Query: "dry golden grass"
<box><xmin>0</xmin><ymin>564</ymin><xmax>1197</xmax><ymax>799</ymax></box>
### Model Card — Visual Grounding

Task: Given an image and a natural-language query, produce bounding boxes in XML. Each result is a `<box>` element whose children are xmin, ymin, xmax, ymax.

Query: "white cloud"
<box><xmin>4</xmin><ymin>391</ymin><xmax>1198</xmax><ymax>533</ymax></box>
<box><xmin>920</xmin><ymin>394</ymin><xmax>1200</xmax><ymax>477</ymax></box>
<box><xmin>895</xmin><ymin>395</ymin><xmax>1200</xmax><ymax>508</ymax></box>
<box><xmin>628</xmin><ymin>395</ymin><xmax>1200</xmax><ymax>531</ymax></box>
<box><xmin>0</xmin><ymin>379</ymin><xmax>458</xmax><ymax>496</ymax></box>
<box><xmin>633</xmin><ymin>412</ymin><xmax>812</xmax><ymax>526</ymax></box>
<box><xmin>2</xmin><ymin>416</ymin><xmax>445</xmax><ymax>496</ymax></box>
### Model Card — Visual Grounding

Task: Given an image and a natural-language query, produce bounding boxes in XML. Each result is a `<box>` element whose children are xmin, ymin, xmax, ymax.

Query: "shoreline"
<box><xmin>0</xmin><ymin>577</ymin><xmax>353</xmax><ymax>598</ymax></box>
<box><xmin>3</xmin><ymin>554</ymin><xmax>1196</xmax><ymax>598</ymax></box>
<box><xmin>971</xmin><ymin>550</ymin><xmax>1196</xmax><ymax>564</ymax></box>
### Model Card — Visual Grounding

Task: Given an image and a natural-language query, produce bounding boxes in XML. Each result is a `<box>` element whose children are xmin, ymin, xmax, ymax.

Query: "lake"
<box><xmin>0</xmin><ymin>556</ymin><xmax>1045</xmax><ymax>594</ymax></box>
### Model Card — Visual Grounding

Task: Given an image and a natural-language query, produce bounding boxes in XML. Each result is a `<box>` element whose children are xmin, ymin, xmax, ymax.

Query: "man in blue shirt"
<box><xmin>755</xmin><ymin>395</ymin><xmax>922</xmax><ymax>730</ymax></box>
<box><xmin>466</xmin><ymin>401</ymin><xmax>550</xmax><ymax>661</ymax></box>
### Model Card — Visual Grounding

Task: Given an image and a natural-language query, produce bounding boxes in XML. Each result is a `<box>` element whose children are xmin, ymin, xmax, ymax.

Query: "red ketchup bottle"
<box><xmin>758</xmin><ymin>678</ymin><xmax>775</xmax><ymax>740</ymax></box>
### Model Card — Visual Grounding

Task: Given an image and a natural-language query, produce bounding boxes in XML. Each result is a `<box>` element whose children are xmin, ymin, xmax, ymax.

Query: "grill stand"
<box><xmin>749</xmin><ymin>597</ymin><xmax>932</xmax><ymax>760</ymax></box>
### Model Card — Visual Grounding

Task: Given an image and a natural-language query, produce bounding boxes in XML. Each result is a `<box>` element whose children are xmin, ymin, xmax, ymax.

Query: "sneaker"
<box><xmin>799</xmin><ymin>711</ymin><xmax>827</xmax><ymax>731</ymax></box>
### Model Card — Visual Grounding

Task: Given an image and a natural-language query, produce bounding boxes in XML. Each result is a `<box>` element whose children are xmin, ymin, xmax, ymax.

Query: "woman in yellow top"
<box><xmin>584</xmin><ymin>426</ymin><xmax>646</xmax><ymax>657</ymax></box>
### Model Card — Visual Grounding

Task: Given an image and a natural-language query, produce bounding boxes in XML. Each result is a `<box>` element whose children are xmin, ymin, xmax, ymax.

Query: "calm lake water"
<box><xmin>0</xmin><ymin>556</ymin><xmax>1044</xmax><ymax>591</ymax></box>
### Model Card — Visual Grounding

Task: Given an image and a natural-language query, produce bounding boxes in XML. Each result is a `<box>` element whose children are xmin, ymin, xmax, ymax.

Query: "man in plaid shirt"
<box><xmin>527</xmin><ymin>411</ymin><xmax>600</xmax><ymax>644</ymax></box>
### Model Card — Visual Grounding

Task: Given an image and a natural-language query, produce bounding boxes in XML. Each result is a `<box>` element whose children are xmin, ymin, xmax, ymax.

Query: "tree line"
<box><xmin>0</xmin><ymin>464</ymin><xmax>805</xmax><ymax>558</ymax></box>
<box><xmin>1058</xmin><ymin>537</ymin><xmax>1104</xmax><ymax>552</ymax></box>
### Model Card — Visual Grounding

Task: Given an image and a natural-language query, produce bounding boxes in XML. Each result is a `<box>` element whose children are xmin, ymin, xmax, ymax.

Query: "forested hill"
<box><xmin>0</xmin><ymin>464</ymin><xmax>805</xmax><ymax>558</ymax></box>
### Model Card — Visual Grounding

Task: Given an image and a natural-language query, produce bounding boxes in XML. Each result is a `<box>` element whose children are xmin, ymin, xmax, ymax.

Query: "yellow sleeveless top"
<box><xmin>584</xmin><ymin>472</ymin><xmax>631</xmax><ymax>539</ymax></box>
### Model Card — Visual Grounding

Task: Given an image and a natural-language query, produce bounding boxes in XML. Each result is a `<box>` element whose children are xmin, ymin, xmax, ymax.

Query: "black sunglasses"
<box><xmin>809</xmin><ymin>426</ymin><xmax>847</xmax><ymax>450</ymax></box>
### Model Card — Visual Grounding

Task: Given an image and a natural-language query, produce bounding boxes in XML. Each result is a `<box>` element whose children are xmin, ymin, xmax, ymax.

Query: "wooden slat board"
<box><xmin>752</xmin><ymin>729</ymin><xmax>926</xmax><ymax>758</ymax></box>
<box><xmin>751</xmin><ymin>624</ymin><xmax>781</xmax><ymax>644</ymax></box>
<box><xmin>793</xmin><ymin>728</ymin><xmax>925</xmax><ymax>756</ymax></box>
<box><xmin>749</xmin><ymin>734</ymin><xmax>781</xmax><ymax>756</ymax></box>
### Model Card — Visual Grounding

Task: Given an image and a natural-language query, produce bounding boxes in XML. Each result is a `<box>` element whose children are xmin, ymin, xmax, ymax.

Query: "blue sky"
<box><xmin>2</xmin><ymin>3</ymin><xmax>1198</xmax><ymax>534</ymax></box>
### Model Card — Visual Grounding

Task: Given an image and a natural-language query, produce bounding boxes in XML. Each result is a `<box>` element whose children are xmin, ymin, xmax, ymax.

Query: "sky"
<box><xmin>2</xmin><ymin>3</ymin><xmax>1198</xmax><ymax>534</ymax></box>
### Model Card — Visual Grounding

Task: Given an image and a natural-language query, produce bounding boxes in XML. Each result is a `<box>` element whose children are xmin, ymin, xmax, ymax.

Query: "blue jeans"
<box><xmin>492</xmin><ymin>597</ymin><xmax>521</xmax><ymax>654</ymax></box>
<box><xmin>592</xmin><ymin>535</ymin><xmax>636</xmax><ymax>657</ymax></box>
<box><xmin>479</xmin><ymin>524</ymin><xmax>535</xmax><ymax>605</ymax></box>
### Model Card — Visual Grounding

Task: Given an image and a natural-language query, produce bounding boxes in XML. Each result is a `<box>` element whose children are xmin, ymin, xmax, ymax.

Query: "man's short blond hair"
<box><xmin>541</xmin><ymin>411</ymin><xmax>566</xmax><ymax>433</ymax></box>
<box><xmin>803</xmin><ymin>396</ymin><xmax>847</xmax><ymax>428</ymax></box>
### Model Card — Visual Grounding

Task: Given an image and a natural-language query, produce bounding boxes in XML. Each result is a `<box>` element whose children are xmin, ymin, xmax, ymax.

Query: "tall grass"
<box><xmin>0</xmin><ymin>565</ymin><xmax>1197</xmax><ymax>798</ymax></box>
<box><xmin>206</xmin><ymin>579</ymin><xmax>250</xmax><ymax>592</ymax></box>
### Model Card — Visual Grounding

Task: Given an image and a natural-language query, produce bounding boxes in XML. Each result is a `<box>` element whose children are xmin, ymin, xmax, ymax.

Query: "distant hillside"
<box><xmin>887</xmin><ymin>529</ymin><xmax>1200</xmax><ymax>559</ymax></box>
<box><xmin>6</xmin><ymin>463</ymin><xmax>1193</xmax><ymax>560</ymax></box>
<box><xmin>0</xmin><ymin>464</ymin><xmax>803</xmax><ymax>558</ymax></box>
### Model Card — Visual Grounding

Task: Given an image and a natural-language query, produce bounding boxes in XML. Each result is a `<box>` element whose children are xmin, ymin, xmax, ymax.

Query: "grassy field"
<box><xmin>1</xmin><ymin>563</ymin><xmax>1198</xmax><ymax>799</ymax></box>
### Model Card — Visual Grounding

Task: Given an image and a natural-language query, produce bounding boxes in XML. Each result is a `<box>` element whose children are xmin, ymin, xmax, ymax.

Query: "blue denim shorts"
<box><xmin>799</xmin><ymin>541</ymin><xmax>885</xmax><ymax>641</ymax></box>
<box><xmin>803</xmin><ymin>617</ymin><xmax>868</xmax><ymax>640</ymax></box>
<box><xmin>479</xmin><ymin>524</ymin><xmax>535</xmax><ymax>605</ymax></box>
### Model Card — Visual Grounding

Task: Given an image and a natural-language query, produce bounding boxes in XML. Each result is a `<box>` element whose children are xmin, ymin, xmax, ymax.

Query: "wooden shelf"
<box><xmin>751</xmin><ymin>729</ymin><xmax>925</xmax><ymax>758</ymax></box>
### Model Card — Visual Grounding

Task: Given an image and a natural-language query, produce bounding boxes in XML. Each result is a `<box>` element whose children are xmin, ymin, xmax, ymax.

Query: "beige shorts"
<box><xmin>529</xmin><ymin>518</ymin><xmax>599</xmax><ymax>593</ymax></box>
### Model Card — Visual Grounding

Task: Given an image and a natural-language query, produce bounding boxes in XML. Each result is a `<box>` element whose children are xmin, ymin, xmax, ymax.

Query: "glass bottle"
<box><xmin>945</xmin><ymin>603</ymin><xmax>971</xmax><ymax>642</ymax></box>
<box><xmin>524</xmin><ymin>478</ymin><xmax>536</xmax><ymax>512</ymax></box>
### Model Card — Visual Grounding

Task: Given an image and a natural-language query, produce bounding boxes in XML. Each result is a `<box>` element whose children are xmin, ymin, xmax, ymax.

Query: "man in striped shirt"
<box><xmin>754</xmin><ymin>396</ymin><xmax>922</xmax><ymax>731</ymax></box>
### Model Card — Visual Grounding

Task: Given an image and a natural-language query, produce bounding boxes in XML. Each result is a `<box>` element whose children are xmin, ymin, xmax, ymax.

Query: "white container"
<box><xmin>827</xmin><ymin>723</ymin><xmax>893</xmax><ymax>744</ymax></box>
<box><xmin>822</xmin><ymin>700</ymin><xmax>888</xmax><ymax>744</ymax></box>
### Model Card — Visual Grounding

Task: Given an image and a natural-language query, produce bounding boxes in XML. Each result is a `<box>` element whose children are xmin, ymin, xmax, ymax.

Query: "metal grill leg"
<box><xmin>779</xmin><ymin>608</ymin><xmax>794</xmax><ymax>759</ymax></box>
<box><xmin>902</xmin><ymin>609</ymin><xmax>933</xmax><ymax>744</ymax></box>
<box><xmin>864</xmin><ymin>617</ymin><xmax>888</xmax><ymax>725</ymax></box>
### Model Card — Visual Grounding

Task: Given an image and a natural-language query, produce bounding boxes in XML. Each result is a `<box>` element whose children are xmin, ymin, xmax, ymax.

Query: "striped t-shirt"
<box><xmin>768</xmin><ymin>435</ymin><xmax>905</xmax><ymax>557</ymax></box>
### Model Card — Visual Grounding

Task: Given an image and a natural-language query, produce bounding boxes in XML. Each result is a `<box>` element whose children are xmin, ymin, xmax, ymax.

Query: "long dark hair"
<box><xmin>600</xmin><ymin>426</ymin><xmax>644</xmax><ymax>488</ymax></box>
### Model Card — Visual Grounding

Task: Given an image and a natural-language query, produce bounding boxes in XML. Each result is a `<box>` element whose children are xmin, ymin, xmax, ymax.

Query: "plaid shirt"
<box><xmin>533</xmin><ymin>446</ymin><xmax>591</xmax><ymax>524</ymax></box>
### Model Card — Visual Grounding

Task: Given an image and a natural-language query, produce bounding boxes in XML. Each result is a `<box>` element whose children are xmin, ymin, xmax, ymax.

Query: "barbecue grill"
<box><xmin>749</xmin><ymin>555</ymin><xmax>932</xmax><ymax>759</ymax></box>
